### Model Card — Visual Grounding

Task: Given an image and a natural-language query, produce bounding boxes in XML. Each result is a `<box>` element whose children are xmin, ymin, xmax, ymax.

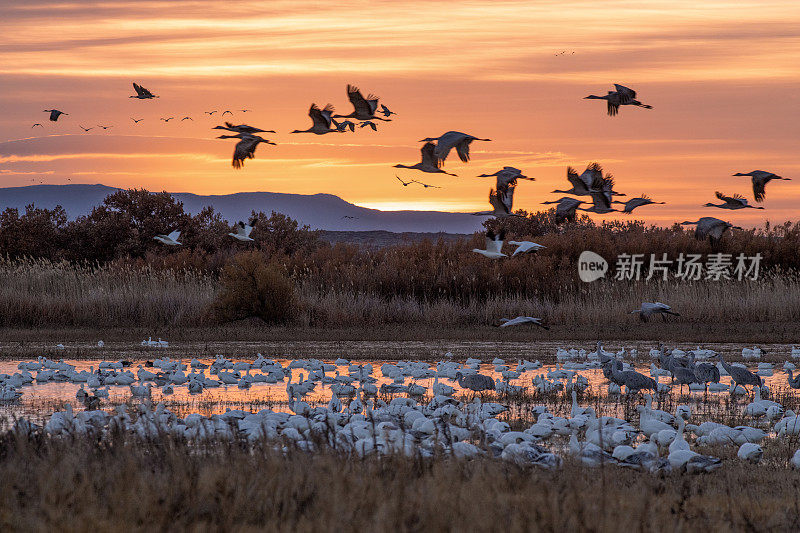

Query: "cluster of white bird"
<box><xmin>6</xmin><ymin>342</ymin><xmax>800</xmax><ymax>472</ymax></box>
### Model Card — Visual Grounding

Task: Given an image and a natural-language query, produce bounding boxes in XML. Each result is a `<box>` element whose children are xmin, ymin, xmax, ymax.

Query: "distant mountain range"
<box><xmin>0</xmin><ymin>184</ymin><xmax>485</xmax><ymax>233</ymax></box>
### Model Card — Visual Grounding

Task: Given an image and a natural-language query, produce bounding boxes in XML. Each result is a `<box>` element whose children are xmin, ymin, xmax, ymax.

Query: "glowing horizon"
<box><xmin>2</xmin><ymin>0</ymin><xmax>800</xmax><ymax>227</ymax></box>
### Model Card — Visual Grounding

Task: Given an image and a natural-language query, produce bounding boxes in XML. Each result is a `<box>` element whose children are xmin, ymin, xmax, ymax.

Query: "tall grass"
<box><xmin>2</xmin><ymin>430</ymin><xmax>800</xmax><ymax>531</ymax></box>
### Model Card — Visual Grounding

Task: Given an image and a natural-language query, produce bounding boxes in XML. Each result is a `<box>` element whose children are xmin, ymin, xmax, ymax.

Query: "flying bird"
<box><xmin>473</xmin><ymin>229</ymin><xmax>507</xmax><ymax>259</ymax></box>
<box><xmin>733</xmin><ymin>170</ymin><xmax>791</xmax><ymax>202</ymax></box>
<box><xmin>612</xmin><ymin>195</ymin><xmax>665</xmax><ymax>213</ymax></box>
<box><xmin>680</xmin><ymin>217</ymin><xmax>741</xmax><ymax>246</ymax></box>
<box><xmin>379</xmin><ymin>104</ymin><xmax>397</xmax><ymax>117</ymax></box>
<box><xmin>130</xmin><ymin>82</ymin><xmax>158</xmax><ymax>99</ymax></box>
<box><xmin>541</xmin><ymin>197</ymin><xmax>585</xmax><ymax>223</ymax></box>
<box><xmin>508</xmin><ymin>241</ymin><xmax>546</xmax><ymax>256</ymax></box>
<box><xmin>213</xmin><ymin>122</ymin><xmax>275</xmax><ymax>134</ymax></box>
<box><xmin>229</xmin><ymin>218</ymin><xmax>257</xmax><ymax>241</ymax></box>
<box><xmin>359</xmin><ymin>121</ymin><xmax>377</xmax><ymax>131</ymax></box>
<box><xmin>291</xmin><ymin>104</ymin><xmax>340</xmax><ymax>135</ymax></box>
<box><xmin>704</xmin><ymin>191</ymin><xmax>764</xmax><ymax>210</ymax></box>
<box><xmin>418</xmin><ymin>131</ymin><xmax>491</xmax><ymax>166</ymax></box>
<box><xmin>394</xmin><ymin>142</ymin><xmax>457</xmax><ymax>175</ymax></box>
<box><xmin>412</xmin><ymin>180</ymin><xmax>441</xmax><ymax>188</ymax></box>
<box><xmin>333</xmin><ymin>84</ymin><xmax>390</xmax><ymax>121</ymax></box>
<box><xmin>631</xmin><ymin>302</ymin><xmax>680</xmax><ymax>322</ymax></box>
<box><xmin>43</xmin><ymin>109</ymin><xmax>67</xmax><ymax>121</ymax></box>
<box><xmin>584</xmin><ymin>84</ymin><xmax>652</xmax><ymax>116</ymax></box>
<box><xmin>78</xmin><ymin>125</ymin><xmax>93</xmax><ymax>132</ymax></box>
<box><xmin>217</xmin><ymin>133</ymin><xmax>276</xmax><ymax>169</ymax></box>
<box><xmin>153</xmin><ymin>231</ymin><xmax>181</xmax><ymax>246</ymax></box>
<box><xmin>396</xmin><ymin>176</ymin><xmax>414</xmax><ymax>187</ymax></box>
<box><xmin>496</xmin><ymin>316</ymin><xmax>549</xmax><ymax>329</ymax></box>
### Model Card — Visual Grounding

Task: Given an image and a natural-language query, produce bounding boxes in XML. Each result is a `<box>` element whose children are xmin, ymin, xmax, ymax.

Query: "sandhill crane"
<box><xmin>333</xmin><ymin>84</ymin><xmax>390</xmax><ymax>121</ymax></box>
<box><xmin>478</xmin><ymin>167</ymin><xmax>535</xmax><ymax>190</ymax></box>
<box><xmin>733</xmin><ymin>170</ymin><xmax>791</xmax><ymax>202</ymax></box>
<box><xmin>508</xmin><ymin>241</ymin><xmax>545</xmax><ymax>255</ymax></box>
<box><xmin>217</xmin><ymin>133</ymin><xmax>275</xmax><ymax>169</ymax></box>
<box><xmin>612</xmin><ymin>195</ymin><xmax>665</xmax><ymax>213</ymax></box>
<box><xmin>160</xmin><ymin>117</ymin><xmax>174</xmax><ymax>122</ymax></box>
<box><xmin>418</xmin><ymin>131</ymin><xmax>491</xmax><ymax>166</ymax></box>
<box><xmin>412</xmin><ymin>180</ymin><xmax>441</xmax><ymax>189</ymax></box>
<box><xmin>44</xmin><ymin>109</ymin><xmax>67</xmax><ymax>121</ymax></box>
<box><xmin>291</xmin><ymin>104</ymin><xmax>340</xmax><ymax>135</ymax></box>
<box><xmin>130</xmin><ymin>82</ymin><xmax>158</xmax><ymax>99</ymax></box>
<box><xmin>336</xmin><ymin>120</ymin><xmax>355</xmax><ymax>132</ymax></box>
<box><xmin>584</xmin><ymin>84</ymin><xmax>652</xmax><ymax>116</ymax></box>
<box><xmin>379</xmin><ymin>104</ymin><xmax>396</xmax><ymax>117</ymax></box>
<box><xmin>473</xmin><ymin>229</ymin><xmax>506</xmax><ymax>258</ymax></box>
<box><xmin>229</xmin><ymin>219</ymin><xmax>256</xmax><ymax>241</ymax></box>
<box><xmin>680</xmin><ymin>217</ymin><xmax>741</xmax><ymax>246</ymax></box>
<box><xmin>153</xmin><ymin>231</ymin><xmax>181</xmax><ymax>246</ymax></box>
<box><xmin>396</xmin><ymin>176</ymin><xmax>414</xmax><ymax>186</ymax></box>
<box><xmin>394</xmin><ymin>142</ymin><xmax>457</xmax><ymax>175</ymax></box>
<box><xmin>717</xmin><ymin>354</ymin><xmax>762</xmax><ymax>393</ymax></box>
<box><xmin>454</xmin><ymin>371</ymin><xmax>495</xmax><ymax>393</ymax></box>
<box><xmin>496</xmin><ymin>316</ymin><xmax>549</xmax><ymax>329</ymax></box>
<box><xmin>704</xmin><ymin>191</ymin><xmax>763</xmax><ymax>210</ymax></box>
<box><xmin>541</xmin><ymin>197</ymin><xmax>585</xmax><ymax>223</ymax></box>
<box><xmin>131</xmin><ymin>118</ymin><xmax>143</xmax><ymax>124</ymax></box>
<box><xmin>213</xmin><ymin>122</ymin><xmax>275</xmax><ymax>134</ymax></box>
<box><xmin>472</xmin><ymin>183</ymin><xmax>518</xmax><ymax>218</ymax></box>
<box><xmin>32</xmin><ymin>123</ymin><xmax>43</xmax><ymax>128</ymax></box>
<box><xmin>359</xmin><ymin>121</ymin><xmax>377</xmax><ymax>131</ymax></box>
<box><xmin>631</xmin><ymin>302</ymin><xmax>680</xmax><ymax>322</ymax></box>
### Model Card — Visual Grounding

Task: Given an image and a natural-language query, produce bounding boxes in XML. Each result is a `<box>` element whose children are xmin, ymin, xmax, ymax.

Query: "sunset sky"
<box><xmin>1</xmin><ymin>0</ymin><xmax>799</xmax><ymax>226</ymax></box>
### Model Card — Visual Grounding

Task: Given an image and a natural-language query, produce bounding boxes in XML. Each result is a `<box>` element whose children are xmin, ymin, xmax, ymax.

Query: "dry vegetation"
<box><xmin>1</xmin><ymin>429</ymin><xmax>800</xmax><ymax>531</ymax></box>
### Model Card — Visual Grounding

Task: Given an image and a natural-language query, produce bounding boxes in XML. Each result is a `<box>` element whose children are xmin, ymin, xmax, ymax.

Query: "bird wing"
<box><xmin>420</xmin><ymin>142</ymin><xmax>441</xmax><ymax>168</ymax></box>
<box><xmin>752</xmin><ymin>178</ymin><xmax>767</xmax><ymax>202</ymax></box>
<box><xmin>346</xmin><ymin>85</ymin><xmax>376</xmax><ymax>116</ymax></box>
<box><xmin>613</xmin><ymin>84</ymin><xmax>636</xmax><ymax>103</ymax></box>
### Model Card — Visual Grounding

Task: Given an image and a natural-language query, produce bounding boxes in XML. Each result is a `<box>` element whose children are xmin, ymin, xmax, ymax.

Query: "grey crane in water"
<box><xmin>584</xmin><ymin>84</ymin><xmax>652</xmax><ymax>116</ymax></box>
<box><xmin>631</xmin><ymin>302</ymin><xmax>680</xmax><ymax>322</ymax></box>
<box><xmin>612</xmin><ymin>195</ymin><xmax>665</xmax><ymax>213</ymax></box>
<box><xmin>786</xmin><ymin>369</ymin><xmax>800</xmax><ymax>389</ymax></box>
<box><xmin>717</xmin><ymin>354</ymin><xmax>762</xmax><ymax>394</ymax></box>
<box><xmin>454</xmin><ymin>371</ymin><xmax>495</xmax><ymax>393</ymax></box>
<box><xmin>680</xmin><ymin>217</ymin><xmax>741</xmax><ymax>246</ymax></box>
<box><xmin>291</xmin><ymin>104</ymin><xmax>340</xmax><ymax>135</ymax></box>
<box><xmin>694</xmin><ymin>363</ymin><xmax>720</xmax><ymax>391</ymax></box>
<box><xmin>704</xmin><ymin>191</ymin><xmax>763</xmax><ymax>210</ymax></box>
<box><xmin>130</xmin><ymin>82</ymin><xmax>158</xmax><ymax>99</ymax></box>
<box><xmin>217</xmin><ymin>133</ymin><xmax>276</xmax><ymax>169</ymax></box>
<box><xmin>43</xmin><ymin>109</ymin><xmax>67</xmax><ymax>121</ymax></box>
<box><xmin>394</xmin><ymin>142</ymin><xmax>457</xmax><ymax>176</ymax></box>
<box><xmin>418</xmin><ymin>131</ymin><xmax>491</xmax><ymax>166</ymax></box>
<box><xmin>541</xmin><ymin>197</ymin><xmax>585</xmax><ymax>223</ymax></box>
<box><xmin>733</xmin><ymin>170</ymin><xmax>791</xmax><ymax>202</ymax></box>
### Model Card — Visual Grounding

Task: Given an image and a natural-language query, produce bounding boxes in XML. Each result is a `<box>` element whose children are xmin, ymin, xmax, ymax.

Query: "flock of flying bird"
<box><xmin>32</xmin><ymin>81</ymin><xmax>790</xmax><ymax>249</ymax></box>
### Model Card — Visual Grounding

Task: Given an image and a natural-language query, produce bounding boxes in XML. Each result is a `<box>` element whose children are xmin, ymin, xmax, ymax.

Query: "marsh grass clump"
<box><xmin>214</xmin><ymin>251</ymin><xmax>295</xmax><ymax>324</ymax></box>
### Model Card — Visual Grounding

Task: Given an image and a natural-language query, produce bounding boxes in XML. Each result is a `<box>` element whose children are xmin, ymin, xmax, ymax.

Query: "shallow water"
<box><xmin>1</xmin><ymin>346</ymin><xmax>797</xmax><ymax>425</ymax></box>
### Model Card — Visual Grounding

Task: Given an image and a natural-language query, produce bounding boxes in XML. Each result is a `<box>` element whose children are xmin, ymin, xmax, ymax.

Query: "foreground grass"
<box><xmin>1</xmin><ymin>431</ymin><xmax>799</xmax><ymax>532</ymax></box>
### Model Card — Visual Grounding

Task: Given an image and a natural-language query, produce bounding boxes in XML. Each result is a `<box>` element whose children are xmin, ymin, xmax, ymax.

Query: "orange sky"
<box><xmin>1</xmin><ymin>0</ymin><xmax>799</xmax><ymax>226</ymax></box>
